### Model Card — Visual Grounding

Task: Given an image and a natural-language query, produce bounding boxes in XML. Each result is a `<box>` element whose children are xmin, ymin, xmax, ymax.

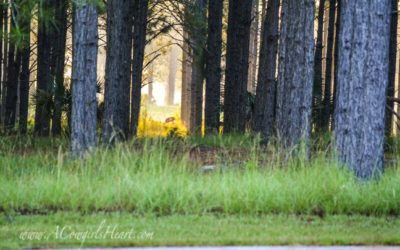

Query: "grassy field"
<box><xmin>1</xmin><ymin>134</ymin><xmax>400</xmax><ymax>248</ymax></box>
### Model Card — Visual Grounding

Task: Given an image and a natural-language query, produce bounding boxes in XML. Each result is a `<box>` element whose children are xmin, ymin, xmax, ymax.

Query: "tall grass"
<box><xmin>0</xmin><ymin>135</ymin><xmax>400</xmax><ymax>216</ymax></box>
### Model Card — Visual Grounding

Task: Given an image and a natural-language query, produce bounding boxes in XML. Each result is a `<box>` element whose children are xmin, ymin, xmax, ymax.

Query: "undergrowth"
<box><xmin>0</xmin><ymin>135</ymin><xmax>400</xmax><ymax>216</ymax></box>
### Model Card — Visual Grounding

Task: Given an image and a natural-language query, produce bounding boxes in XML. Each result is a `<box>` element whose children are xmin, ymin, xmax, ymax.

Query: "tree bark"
<box><xmin>312</xmin><ymin>0</ymin><xmax>326</xmax><ymax>132</ymax></box>
<box><xmin>0</xmin><ymin>2</ymin><xmax>8</xmax><ymax>126</ymax></box>
<box><xmin>334</xmin><ymin>0</ymin><xmax>391</xmax><ymax>179</ymax></box>
<box><xmin>276</xmin><ymin>0</ymin><xmax>315</xmax><ymax>148</ymax></box>
<box><xmin>181</xmin><ymin>30</ymin><xmax>192</xmax><ymax>128</ymax></box>
<box><xmin>166</xmin><ymin>44</ymin><xmax>179</xmax><ymax>105</ymax></box>
<box><xmin>223</xmin><ymin>0</ymin><xmax>253</xmax><ymax>133</ymax></box>
<box><xmin>130</xmin><ymin>0</ymin><xmax>149</xmax><ymax>137</ymax></box>
<box><xmin>385</xmin><ymin>0</ymin><xmax>398</xmax><ymax>136</ymax></box>
<box><xmin>18</xmin><ymin>18</ymin><xmax>31</xmax><ymax>134</ymax></box>
<box><xmin>332</xmin><ymin>0</ymin><xmax>341</xmax><ymax>129</ymax></box>
<box><xmin>34</xmin><ymin>0</ymin><xmax>55</xmax><ymax>136</ymax></box>
<box><xmin>4</xmin><ymin>7</ymin><xmax>22</xmax><ymax>131</ymax></box>
<box><xmin>252</xmin><ymin>0</ymin><xmax>280</xmax><ymax>141</ymax></box>
<box><xmin>247</xmin><ymin>0</ymin><xmax>260</xmax><ymax>94</ymax></box>
<box><xmin>71</xmin><ymin>2</ymin><xmax>98</xmax><ymax>157</ymax></box>
<box><xmin>204</xmin><ymin>0</ymin><xmax>223</xmax><ymax>134</ymax></box>
<box><xmin>189</xmin><ymin>0</ymin><xmax>207</xmax><ymax>134</ymax></box>
<box><xmin>147</xmin><ymin>54</ymin><xmax>154</xmax><ymax>104</ymax></box>
<box><xmin>322</xmin><ymin>0</ymin><xmax>336</xmax><ymax>130</ymax></box>
<box><xmin>0</xmin><ymin>0</ymin><xmax>3</xmax><ymax>123</ymax></box>
<box><xmin>102</xmin><ymin>0</ymin><xmax>134</xmax><ymax>142</ymax></box>
<box><xmin>51</xmin><ymin>0</ymin><xmax>68</xmax><ymax>136</ymax></box>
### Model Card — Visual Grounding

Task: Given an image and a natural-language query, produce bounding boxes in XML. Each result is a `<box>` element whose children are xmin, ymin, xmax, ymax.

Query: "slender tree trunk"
<box><xmin>4</xmin><ymin>50</ymin><xmax>21</xmax><ymax>131</ymax></box>
<box><xmin>18</xmin><ymin>19</ymin><xmax>31</xmax><ymax>134</ymax></box>
<box><xmin>189</xmin><ymin>0</ymin><xmax>207</xmax><ymax>134</ymax></box>
<box><xmin>252</xmin><ymin>0</ymin><xmax>280</xmax><ymax>140</ymax></box>
<box><xmin>332</xmin><ymin>0</ymin><xmax>341</xmax><ymax>129</ymax></box>
<box><xmin>224</xmin><ymin>0</ymin><xmax>253</xmax><ymax>133</ymax></box>
<box><xmin>0</xmin><ymin>0</ymin><xmax>3</xmax><ymax>122</ymax></box>
<box><xmin>166</xmin><ymin>44</ymin><xmax>178</xmax><ymax>105</ymax></box>
<box><xmin>103</xmin><ymin>0</ymin><xmax>134</xmax><ymax>142</ymax></box>
<box><xmin>51</xmin><ymin>0</ymin><xmax>68</xmax><ymax>136</ymax></box>
<box><xmin>386</xmin><ymin>0</ymin><xmax>398</xmax><ymax>136</ymax></box>
<box><xmin>321</xmin><ymin>0</ymin><xmax>336</xmax><ymax>130</ymax></box>
<box><xmin>334</xmin><ymin>0</ymin><xmax>391</xmax><ymax>179</ymax></box>
<box><xmin>147</xmin><ymin>55</ymin><xmax>154</xmax><ymax>104</ymax></box>
<box><xmin>4</xmin><ymin>7</ymin><xmax>22</xmax><ymax>131</ymax></box>
<box><xmin>204</xmin><ymin>0</ymin><xmax>223</xmax><ymax>134</ymax></box>
<box><xmin>276</xmin><ymin>0</ymin><xmax>315</xmax><ymax>148</ymax></box>
<box><xmin>130</xmin><ymin>0</ymin><xmax>149</xmax><ymax>137</ymax></box>
<box><xmin>312</xmin><ymin>0</ymin><xmax>325</xmax><ymax>132</ymax></box>
<box><xmin>71</xmin><ymin>2</ymin><xmax>98</xmax><ymax>157</ymax></box>
<box><xmin>1</xmin><ymin>3</ymin><xmax>8</xmax><ymax>126</ymax></box>
<box><xmin>247</xmin><ymin>0</ymin><xmax>260</xmax><ymax>94</ymax></box>
<box><xmin>35</xmin><ymin>0</ymin><xmax>56</xmax><ymax>136</ymax></box>
<box><xmin>181</xmin><ymin>31</ymin><xmax>192</xmax><ymax>128</ymax></box>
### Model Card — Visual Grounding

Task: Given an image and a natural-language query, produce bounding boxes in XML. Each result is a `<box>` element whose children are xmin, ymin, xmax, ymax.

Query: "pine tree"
<box><xmin>224</xmin><ymin>0</ymin><xmax>253</xmax><ymax>133</ymax></box>
<box><xmin>204</xmin><ymin>0</ymin><xmax>223</xmax><ymax>134</ymax></box>
<box><xmin>275</xmin><ymin>0</ymin><xmax>315</xmax><ymax>148</ymax></box>
<box><xmin>252</xmin><ymin>0</ymin><xmax>280</xmax><ymax>140</ymax></box>
<box><xmin>70</xmin><ymin>0</ymin><xmax>98</xmax><ymax>156</ymax></box>
<box><xmin>334</xmin><ymin>0</ymin><xmax>391</xmax><ymax>179</ymax></box>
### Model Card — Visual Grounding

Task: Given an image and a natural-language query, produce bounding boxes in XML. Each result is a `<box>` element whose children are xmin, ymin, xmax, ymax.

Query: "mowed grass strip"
<box><xmin>1</xmin><ymin>213</ymin><xmax>400</xmax><ymax>249</ymax></box>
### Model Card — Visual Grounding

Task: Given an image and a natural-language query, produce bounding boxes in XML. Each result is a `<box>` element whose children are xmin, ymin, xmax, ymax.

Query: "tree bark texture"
<box><xmin>204</xmin><ymin>0</ymin><xmax>223</xmax><ymax>134</ymax></box>
<box><xmin>276</xmin><ymin>0</ymin><xmax>315</xmax><ymax>148</ymax></box>
<box><xmin>103</xmin><ymin>0</ymin><xmax>133</xmax><ymax>142</ymax></box>
<box><xmin>334</xmin><ymin>0</ymin><xmax>391</xmax><ymax>179</ymax></box>
<box><xmin>71</xmin><ymin>2</ymin><xmax>98</xmax><ymax>156</ymax></box>
<box><xmin>130</xmin><ymin>0</ymin><xmax>149</xmax><ymax>137</ymax></box>
<box><xmin>252</xmin><ymin>0</ymin><xmax>280</xmax><ymax>140</ymax></box>
<box><xmin>223</xmin><ymin>0</ymin><xmax>253</xmax><ymax>133</ymax></box>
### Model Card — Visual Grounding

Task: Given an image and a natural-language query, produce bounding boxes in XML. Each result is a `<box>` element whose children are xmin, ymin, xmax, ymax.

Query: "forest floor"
<box><xmin>1</xmin><ymin>134</ymin><xmax>400</xmax><ymax>249</ymax></box>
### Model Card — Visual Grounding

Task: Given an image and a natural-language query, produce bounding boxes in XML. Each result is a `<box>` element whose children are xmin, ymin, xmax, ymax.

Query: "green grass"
<box><xmin>1</xmin><ymin>213</ymin><xmax>400</xmax><ymax>249</ymax></box>
<box><xmin>1</xmin><ymin>135</ymin><xmax>400</xmax><ymax>216</ymax></box>
<box><xmin>1</xmin><ymin>135</ymin><xmax>400</xmax><ymax>248</ymax></box>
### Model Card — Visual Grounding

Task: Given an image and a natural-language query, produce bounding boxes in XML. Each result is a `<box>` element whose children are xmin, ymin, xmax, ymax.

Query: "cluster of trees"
<box><xmin>0</xmin><ymin>0</ymin><xmax>398</xmax><ymax>179</ymax></box>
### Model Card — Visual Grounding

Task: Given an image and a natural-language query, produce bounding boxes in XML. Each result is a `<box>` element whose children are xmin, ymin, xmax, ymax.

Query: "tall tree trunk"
<box><xmin>147</xmin><ymin>55</ymin><xmax>154</xmax><ymax>104</ymax></box>
<box><xmin>224</xmin><ymin>0</ymin><xmax>253</xmax><ymax>133</ymax></box>
<box><xmin>0</xmin><ymin>2</ymin><xmax>8</xmax><ymax>127</ymax></box>
<box><xmin>35</xmin><ymin>1</ymin><xmax>55</xmax><ymax>136</ymax></box>
<box><xmin>4</xmin><ymin>50</ymin><xmax>21</xmax><ymax>131</ymax></box>
<box><xmin>166</xmin><ymin>44</ymin><xmax>178</xmax><ymax>105</ymax></box>
<box><xmin>71</xmin><ymin>2</ymin><xmax>98</xmax><ymax>157</ymax></box>
<box><xmin>252</xmin><ymin>0</ymin><xmax>280</xmax><ymax>140</ymax></box>
<box><xmin>247</xmin><ymin>0</ymin><xmax>260</xmax><ymax>94</ymax></box>
<box><xmin>312</xmin><ymin>0</ymin><xmax>325</xmax><ymax>132</ymax></box>
<box><xmin>189</xmin><ymin>0</ymin><xmax>207</xmax><ymax>134</ymax></box>
<box><xmin>332</xmin><ymin>0</ymin><xmax>341</xmax><ymax>129</ymax></box>
<box><xmin>51</xmin><ymin>0</ymin><xmax>68</xmax><ymax>136</ymax></box>
<box><xmin>103</xmin><ymin>0</ymin><xmax>134</xmax><ymax>142</ymax></box>
<box><xmin>321</xmin><ymin>0</ymin><xmax>336</xmax><ymax>130</ymax></box>
<box><xmin>181</xmin><ymin>31</ymin><xmax>192</xmax><ymax>128</ymax></box>
<box><xmin>386</xmin><ymin>0</ymin><xmax>398</xmax><ymax>136</ymax></box>
<box><xmin>334</xmin><ymin>0</ymin><xmax>391</xmax><ymax>179</ymax></box>
<box><xmin>4</xmin><ymin>7</ymin><xmax>22</xmax><ymax>131</ymax></box>
<box><xmin>204</xmin><ymin>0</ymin><xmax>223</xmax><ymax>134</ymax></box>
<box><xmin>276</xmin><ymin>0</ymin><xmax>315</xmax><ymax>148</ymax></box>
<box><xmin>18</xmin><ymin>18</ymin><xmax>31</xmax><ymax>134</ymax></box>
<box><xmin>0</xmin><ymin>0</ymin><xmax>3</xmax><ymax>122</ymax></box>
<box><xmin>130</xmin><ymin>0</ymin><xmax>149</xmax><ymax>137</ymax></box>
